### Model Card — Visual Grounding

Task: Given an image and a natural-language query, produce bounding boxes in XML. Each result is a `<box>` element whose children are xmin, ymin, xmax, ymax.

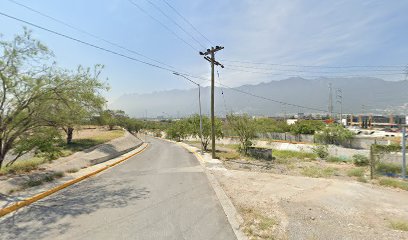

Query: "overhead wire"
<box><xmin>0</xmin><ymin>12</ymin><xmax>336</xmax><ymax>115</ymax></box>
<box><xmin>221</xmin><ymin>59</ymin><xmax>406</xmax><ymax>69</ymax></box>
<box><xmin>224</xmin><ymin>66</ymin><xmax>405</xmax><ymax>78</ymax></box>
<box><xmin>7</xmin><ymin>0</ymin><xmax>177</xmax><ymax>70</ymax></box>
<box><xmin>127</xmin><ymin>0</ymin><xmax>199</xmax><ymax>52</ymax></box>
<box><xmin>224</xmin><ymin>63</ymin><xmax>405</xmax><ymax>73</ymax></box>
<box><xmin>160</xmin><ymin>0</ymin><xmax>214</xmax><ymax>46</ymax></box>
<box><xmin>144</xmin><ymin>0</ymin><xmax>207</xmax><ymax>49</ymax></box>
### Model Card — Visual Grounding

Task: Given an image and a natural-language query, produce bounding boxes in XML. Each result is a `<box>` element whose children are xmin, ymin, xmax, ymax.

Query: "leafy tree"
<box><xmin>227</xmin><ymin>114</ymin><xmax>256</xmax><ymax>154</ymax></box>
<box><xmin>290</xmin><ymin>120</ymin><xmax>324</xmax><ymax>135</ymax></box>
<box><xmin>186</xmin><ymin>114</ymin><xmax>223</xmax><ymax>151</ymax></box>
<box><xmin>165</xmin><ymin>119</ymin><xmax>189</xmax><ymax>142</ymax></box>
<box><xmin>314</xmin><ymin>124</ymin><xmax>354</xmax><ymax>146</ymax></box>
<box><xmin>0</xmin><ymin>29</ymin><xmax>107</xmax><ymax>168</ymax></box>
<box><xmin>0</xmin><ymin>29</ymin><xmax>59</xmax><ymax>167</ymax></box>
<box><xmin>121</xmin><ymin>117</ymin><xmax>143</xmax><ymax>133</ymax></box>
<box><xmin>45</xmin><ymin>66</ymin><xmax>108</xmax><ymax>144</ymax></box>
<box><xmin>254</xmin><ymin>118</ymin><xmax>290</xmax><ymax>133</ymax></box>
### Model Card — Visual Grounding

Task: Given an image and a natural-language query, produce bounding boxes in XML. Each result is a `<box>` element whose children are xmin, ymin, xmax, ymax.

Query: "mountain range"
<box><xmin>110</xmin><ymin>77</ymin><xmax>408</xmax><ymax>118</ymax></box>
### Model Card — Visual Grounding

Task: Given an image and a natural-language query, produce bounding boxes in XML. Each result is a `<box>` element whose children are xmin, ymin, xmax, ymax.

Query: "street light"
<box><xmin>173</xmin><ymin>72</ymin><xmax>204</xmax><ymax>154</ymax></box>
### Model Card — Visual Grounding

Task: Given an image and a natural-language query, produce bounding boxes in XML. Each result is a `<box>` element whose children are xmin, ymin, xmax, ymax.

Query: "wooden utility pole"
<box><xmin>200</xmin><ymin>46</ymin><xmax>224</xmax><ymax>158</ymax></box>
<box><xmin>402</xmin><ymin>126</ymin><xmax>406</xmax><ymax>180</ymax></box>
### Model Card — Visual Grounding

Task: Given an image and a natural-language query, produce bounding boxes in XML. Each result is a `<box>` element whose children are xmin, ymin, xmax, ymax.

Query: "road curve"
<box><xmin>0</xmin><ymin>137</ymin><xmax>237</xmax><ymax>240</ymax></box>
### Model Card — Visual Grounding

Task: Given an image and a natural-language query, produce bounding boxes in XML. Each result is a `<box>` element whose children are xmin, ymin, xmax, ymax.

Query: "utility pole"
<box><xmin>336</xmin><ymin>88</ymin><xmax>343</xmax><ymax>125</ymax></box>
<box><xmin>173</xmin><ymin>72</ymin><xmax>204</xmax><ymax>154</ymax></box>
<box><xmin>200</xmin><ymin>46</ymin><xmax>224</xmax><ymax>159</ymax></box>
<box><xmin>328</xmin><ymin>83</ymin><xmax>333</xmax><ymax>120</ymax></box>
<box><xmin>402</xmin><ymin>126</ymin><xmax>407</xmax><ymax>180</ymax></box>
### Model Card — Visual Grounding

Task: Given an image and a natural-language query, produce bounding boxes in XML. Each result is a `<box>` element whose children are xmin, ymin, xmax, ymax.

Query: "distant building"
<box><xmin>347</xmin><ymin>114</ymin><xmax>406</xmax><ymax>128</ymax></box>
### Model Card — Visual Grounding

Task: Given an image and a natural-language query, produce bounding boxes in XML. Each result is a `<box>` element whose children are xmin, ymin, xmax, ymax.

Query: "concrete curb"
<box><xmin>89</xmin><ymin>142</ymin><xmax>144</xmax><ymax>165</ymax></box>
<box><xmin>176</xmin><ymin>142</ymin><xmax>248</xmax><ymax>240</ymax></box>
<box><xmin>0</xmin><ymin>143</ymin><xmax>149</xmax><ymax>218</ymax></box>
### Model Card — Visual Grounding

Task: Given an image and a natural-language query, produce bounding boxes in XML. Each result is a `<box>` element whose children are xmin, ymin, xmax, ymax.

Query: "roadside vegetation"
<box><xmin>0</xmin><ymin>29</ymin><xmax>143</xmax><ymax>178</ymax></box>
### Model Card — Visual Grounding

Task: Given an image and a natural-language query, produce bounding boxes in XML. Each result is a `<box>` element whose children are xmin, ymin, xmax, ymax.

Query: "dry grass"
<box><xmin>239</xmin><ymin>207</ymin><xmax>278</xmax><ymax>240</ymax></box>
<box><xmin>301</xmin><ymin>166</ymin><xmax>337</xmax><ymax>178</ymax></box>
<box><xmin>378</xmin><ymin>178</ymin><xmax>408</xmax><ymax>191</ymax></box>
<box><xmin>389</xmin><ymin>220</ymin><xmax>408</xmax><ymax>231</ymax></box>
<box><xmin>273</xmin><ymin>150</ymin><xmax>317</xmax><ymax>161</ymax></box>
<box><xmin>0</xmin><ymin>157</ymin><xmax>45</xmax><ymax>176</ymax></box>
<box><xmin>217</xmin><ymin>151</ymin><xmax>241</xmax><ymax>160</ymax></box>
<box><xmin>347</xmin><ymin>167</ymin><xmax>365</xmax><ymax>177</ymax></box>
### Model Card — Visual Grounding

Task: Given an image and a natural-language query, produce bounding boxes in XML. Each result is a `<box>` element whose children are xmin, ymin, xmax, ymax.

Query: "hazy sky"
<box><xmin>1</xmin><ymin>0</ymin><xmax>408</xmax><ymax>104</ymax></box>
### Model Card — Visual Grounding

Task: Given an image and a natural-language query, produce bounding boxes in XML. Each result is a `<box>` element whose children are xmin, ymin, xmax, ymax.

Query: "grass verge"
<box><xmin>378</xmin><ymin>178</ymin><xmax>408</xmax><ymax>191</ymax></box>
<box><xmin>61</xmin><ymin>129</ymin><xmax>125</xmax><ymax>154</ymax></box>
<box><xmin>0</xmin><ymin>157</ymin><xmax>46</xmax><ymax>176</ymax></box>
<box><xmin>273</xmin><ymin>150</ymin><xmax>317</xmax><ymax>161</ymax></box>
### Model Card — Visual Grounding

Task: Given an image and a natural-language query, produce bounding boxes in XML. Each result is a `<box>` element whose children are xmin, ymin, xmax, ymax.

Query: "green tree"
<box><xmin>227</xmin><ymin>114</ymin><xmax>256</xmax><ymax>154</ymax></box>
<box><xmin>0</xmin><ymin>29</ymin><xmax>59</xmax><ymax>167</ymax></box>
<box><xmin>186</xmin><ymin>114</ymin><xmax>223</xmax><ymax>151</ymax></box>
<box><xmin>0</xmin><ymin>29</ymin><xmax>108</xmax><ymax>168</ymax></box>
<box><xmin>314</xmin><ymin>124</ymin><xmax>354</xmax><ymax>146</ymax></box>
<box><xmin>290</xmin><ymin>120</ymin><xmax>324</xmax><ymax>135</ymax></box>
<box><xmin>46</xmin><ymin>65</ymin><xmax>108</xmax><ymax>144</ymax></box>
<box><xmin>165</xmin><ymin>119</ymin><xmax>189</xmax><ymax>142</ymax></box>
<box><xmin>254</xmin><ymin>118</ymin><xmax>290</xmax><ymax>133</ymax></box>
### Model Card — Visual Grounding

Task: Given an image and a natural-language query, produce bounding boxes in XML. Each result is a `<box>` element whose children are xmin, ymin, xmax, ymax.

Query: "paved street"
<box><xmin>0</xmin><ymin>137</ymin><xmax>236</xmax><ymax>240</ymax></box>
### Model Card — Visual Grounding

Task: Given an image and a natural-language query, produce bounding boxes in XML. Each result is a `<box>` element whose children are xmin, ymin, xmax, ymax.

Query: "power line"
<box><xmin>0</xmin><ymin>11</ymin><xmax>339</xmax><ymax>115</ymax></box>
<box><xmin>224</xmin><ymin>63</ymin><xmax>405</xmax><ymax>73</ymax></box>
<box><xmin>127</xmin><ymin>0</ymin><xmax>199</xmax><ymax>52</ymax></box>
<box><xmin>0</xmin><ymin>12</ymin><xmax>205</xmax><ymax>78</ymax></box>
<box><xmin>214</xmin><ymin>80</ymin><xmax>331</xmax><ymax>113</ymax></box>
<box><xmin>224</xmin><ymin>66</ymin><xmax>405</xmax><ymax>78</ymax></box>
<box><xmin>144</xmin><ymin>0</ymin><xmax>207</xmax><ymax>49</ymax></box>
<box><xmin>221</xmin><ymin>59</ymin><xmax>406</xmax><ymax>69</ymax></box>
<box><xmin>7</xmin><ymin>0</ymin><xmax>177</xmax><ymax>70</ymax></box>
<box><xmin>160</xmin><ymin>0</ymin><xmax>214</xmax><ymax>46</ymax></box>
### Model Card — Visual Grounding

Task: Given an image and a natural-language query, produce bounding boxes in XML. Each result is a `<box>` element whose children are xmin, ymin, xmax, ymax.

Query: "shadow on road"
<box><xmin>0</xmin><ymin>177</ymin><xmax>150</xmax><ymax>239</ymax></box>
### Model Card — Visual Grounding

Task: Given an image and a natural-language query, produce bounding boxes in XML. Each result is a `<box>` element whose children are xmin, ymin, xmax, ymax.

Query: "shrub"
<box><xmin>347</xmin><ymin>168</ymin><xmax>365</xmax><ymax>177</ymax></box>
<box><xmin>314</xmin><ymin>124</ymin><xmax>354</xmax><ymax>146</ymax></box>
<box><xmin>352</xmin><ymin>154</ymin><xmax>369</xmax><ymax>166</ymax></box>
<box><xmin>312</xmin><ymin>145</ymin><xmax>329</xmax><ymax>159</ymax></box>
<box><xmin>376</xmin><ymin>162</ymin><xmax>401</xmax><ymax>175</ymax></box>
<box><xmin>379</xmin><ymin>178</ymin><xmax>408</xmax><ymax>191</ymax></box>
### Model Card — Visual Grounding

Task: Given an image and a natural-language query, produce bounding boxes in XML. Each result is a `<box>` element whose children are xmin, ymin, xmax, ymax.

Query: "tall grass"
<box><xmin>273</xmin><ymin>150</ymin><xmax>317</xmax><ymax>160</ymax></box>
<box><xmin>0</xmin><ymin>158</ymin><xmax>45</xmax><ymax>176</ymax></box>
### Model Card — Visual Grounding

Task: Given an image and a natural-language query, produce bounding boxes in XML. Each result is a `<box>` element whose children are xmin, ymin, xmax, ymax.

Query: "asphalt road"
<box><xmin>0</xmin><ymin>137</ymin><xmax>236</xmax><ymax>240</ymax></box>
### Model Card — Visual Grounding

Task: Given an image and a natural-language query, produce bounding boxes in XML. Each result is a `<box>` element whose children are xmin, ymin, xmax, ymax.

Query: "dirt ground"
<box><xmin>214</xmin><ymin>169</ymin><xmax>408</xmax><ymax>240</ymax></box>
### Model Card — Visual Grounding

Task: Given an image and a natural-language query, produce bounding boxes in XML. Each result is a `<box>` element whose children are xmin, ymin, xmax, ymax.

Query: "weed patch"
<box><xmin>378</xmin><ymin>178</ymin><xmax>408</xmax><ymax>191</ymax></box>
<box><xmin>389</xmin><ymin>220</ymin><xmax>408</xmax><ymax>231</ymax></box>
<box><xmin>347</xmin><ymin>168</ymin><xmax>365</xmax><ymax>177</ymax></box>
<box><xmin>239</xmin><ymin>207</ymin><xmax>278</xmax><ymax>239</ymax></box>
<box><xmin>0</xmin><ymin>158</ymin><xmax>45</xmax><ymax>176</ymax></box>
<box><xmin>273</xmin><ymin>150</ymin><xmax>317</xmax><ymax>161</ymax></box>
<box><xmin>302</xmin><ymin>166</ymin><xmax>337</xmax><ymax>178</ymax></box>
